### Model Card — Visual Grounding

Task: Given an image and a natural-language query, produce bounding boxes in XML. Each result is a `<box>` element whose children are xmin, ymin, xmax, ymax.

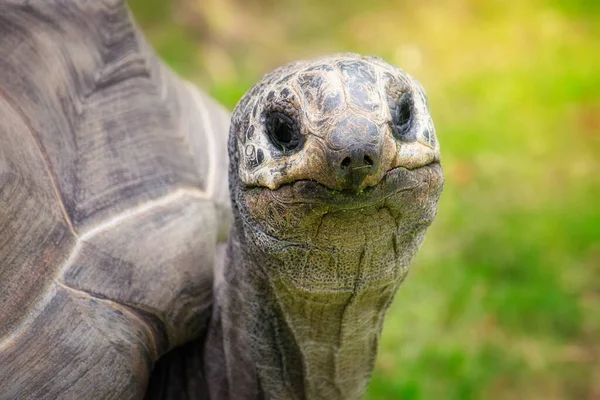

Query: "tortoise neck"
<box><xmin>204</xmin><ymin>221</ymin><xmax>408</xmax><ymax>400</ymax></box>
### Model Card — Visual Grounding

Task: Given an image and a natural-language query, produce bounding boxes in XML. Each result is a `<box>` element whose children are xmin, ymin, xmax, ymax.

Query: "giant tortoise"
<box><xmin>0</xmin><ymin>1</ymin><xmax>444</xmax><ymax>399</ymax></box>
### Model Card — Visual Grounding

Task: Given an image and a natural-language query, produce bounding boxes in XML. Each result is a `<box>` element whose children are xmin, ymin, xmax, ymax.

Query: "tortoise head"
<box><xmin>229</xmin><ymin>53</ymin><xmax>443</xmax><ymax>263</ymax></box>
<box><xmin>231</xmin><ymin>53</ymin><xmax>439</xmax><ymax>192</ymax></box>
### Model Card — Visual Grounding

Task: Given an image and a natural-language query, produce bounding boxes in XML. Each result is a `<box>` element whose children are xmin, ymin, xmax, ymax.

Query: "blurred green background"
<box><xmin>129</xmin><ymin>0</ymin><xmax>600</xmax><ymax>398</ymax></box>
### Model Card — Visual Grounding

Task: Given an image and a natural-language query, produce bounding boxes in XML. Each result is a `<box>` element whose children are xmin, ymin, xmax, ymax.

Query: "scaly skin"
<box><xmin>204</xmin><ymin>53</ymin><xmax>444</xmax><ymax>399</ymax></box>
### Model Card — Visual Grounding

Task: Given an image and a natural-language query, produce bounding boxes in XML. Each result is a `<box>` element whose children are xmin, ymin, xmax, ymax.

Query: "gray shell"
<box><xmin>0</xmin><ymin>2</ymin><xmax>230</xmax><ymax>399</ymax></box>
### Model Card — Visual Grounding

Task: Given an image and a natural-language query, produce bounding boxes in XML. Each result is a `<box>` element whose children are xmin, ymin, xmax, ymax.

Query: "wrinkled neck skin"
<box><xmin>204</xmin><ymin>163</ymin><xmax>442</xmax><ymax>400</ymax></box>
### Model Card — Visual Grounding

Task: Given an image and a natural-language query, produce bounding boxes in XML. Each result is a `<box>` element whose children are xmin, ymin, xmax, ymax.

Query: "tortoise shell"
<box><xmin>0</xmin><ymin>2</ymin><xmax>230</xmax><ymax>398</ymax></box>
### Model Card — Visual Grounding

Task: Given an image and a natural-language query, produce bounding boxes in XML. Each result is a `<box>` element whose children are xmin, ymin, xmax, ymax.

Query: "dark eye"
<box><xmin>266</xmin><ymin>112</ymin><xmax>302</xmax><ymax>152</ymax></box>
<box><xmin>390</xmin><ymin>92</ymin><xmax>415</xmax><ymax>141</ymax></box>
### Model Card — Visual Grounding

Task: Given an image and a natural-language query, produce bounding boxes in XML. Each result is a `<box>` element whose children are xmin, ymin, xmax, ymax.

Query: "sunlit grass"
<box><xmin>130</xmin><ymin>0</ymin><xmax>600</xmax><ymax>397</ymax></box>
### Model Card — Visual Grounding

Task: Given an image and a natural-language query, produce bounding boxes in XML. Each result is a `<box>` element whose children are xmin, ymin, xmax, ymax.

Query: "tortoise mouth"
<box><xmin>242</xmin><ymin>161</ymin><xmax>443</xmax><ymax>212</ymax></box>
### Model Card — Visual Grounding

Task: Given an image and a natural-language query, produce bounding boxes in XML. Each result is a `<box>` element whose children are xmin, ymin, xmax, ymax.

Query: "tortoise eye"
<box><xmin>390</xmin><ymin>92</ymin><xmax>415</xmax><ymax>141</ymax></box>
<box><xmin>266</xmin><ymin>112</ymin><xmax>302</xmax><ymax>151</ymax></box>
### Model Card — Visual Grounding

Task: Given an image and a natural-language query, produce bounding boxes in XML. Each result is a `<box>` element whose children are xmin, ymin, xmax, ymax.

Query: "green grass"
<box><xmin>130</xmin><ymin>0</ymin><xmax>600</xmax><ymax>397</ymax></box>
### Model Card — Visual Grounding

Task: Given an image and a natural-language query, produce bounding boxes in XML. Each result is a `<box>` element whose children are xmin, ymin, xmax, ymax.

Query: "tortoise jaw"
<box><xmin>239</xmin><ymin>161</ymin><xmax>443</xmax><ymax>266</ymax></box>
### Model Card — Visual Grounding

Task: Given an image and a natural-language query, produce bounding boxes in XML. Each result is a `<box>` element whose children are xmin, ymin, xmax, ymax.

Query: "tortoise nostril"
<box><xmin>341</xmin><ymin>157</ymin><xmax>352</xmax><ymax>169</ymax></box>
<box><xmin>340</xmin><ymin>154</ymin><xmax>375</xmax><ymax>171</ymax></box>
